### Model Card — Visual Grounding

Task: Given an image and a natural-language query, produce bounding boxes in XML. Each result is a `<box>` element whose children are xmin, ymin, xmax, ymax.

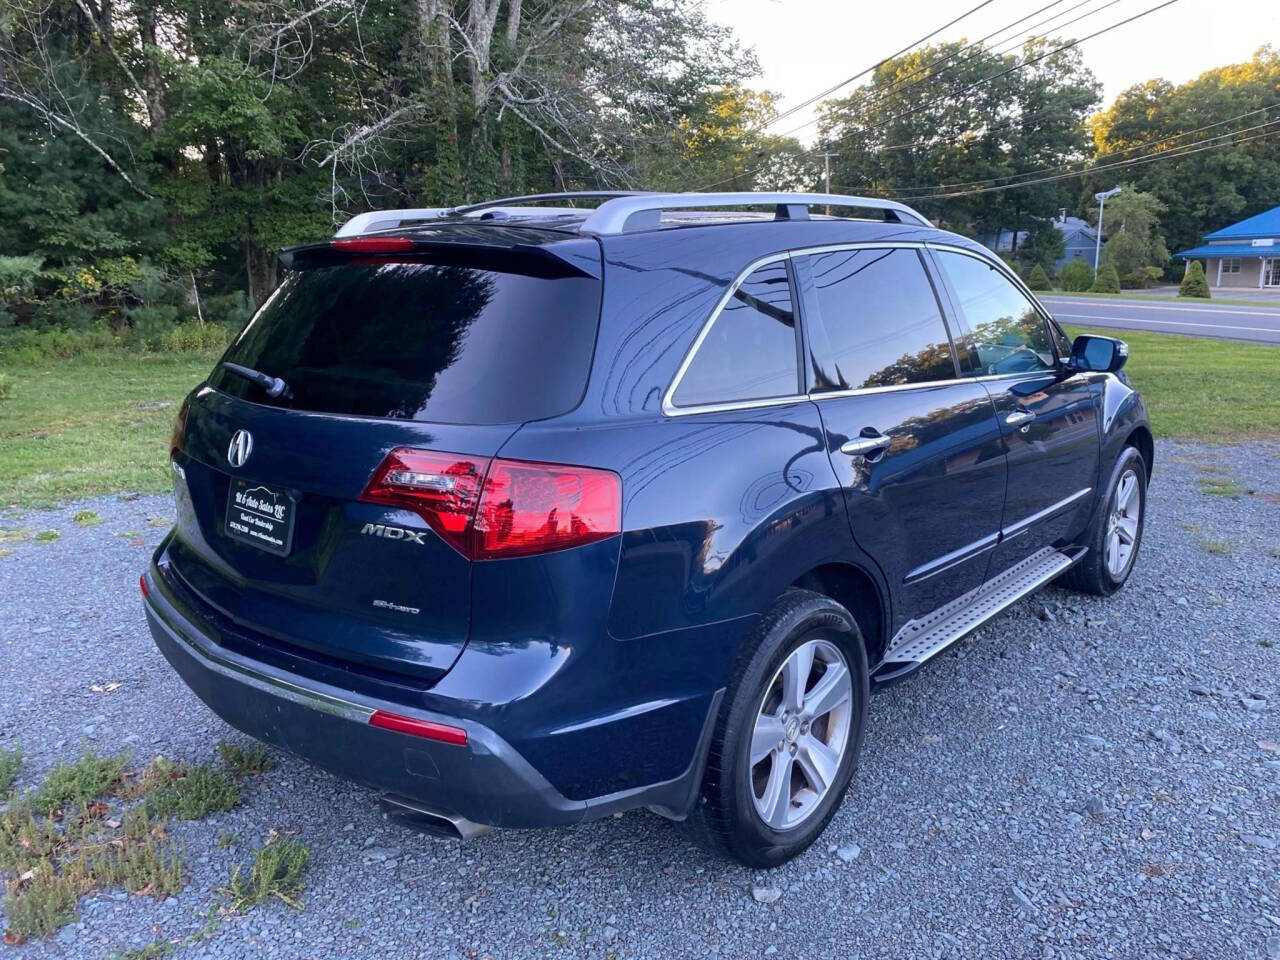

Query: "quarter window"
<box><xmin>1221</xmin><ymin>257</ymin><xmax>1241</xmax><ymax>274</ymax></box>
<box><xmin>802</xmin><ymin>247</ymin><xmax>957</xmax><ymax>391</ymax></box>
<box><xmin>671</xmin><ymin>260</ymin><xmax>799</xmax><ymax>408</ymax></box>
<box><xmin>935</xmin><ymin>251</ymin><xmax>1055</xmax><ymax>376</ymax></box>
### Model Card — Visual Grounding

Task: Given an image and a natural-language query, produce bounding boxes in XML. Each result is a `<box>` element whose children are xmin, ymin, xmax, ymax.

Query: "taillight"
<box><xmin>139</xmin><ymin>573</ymin><xmax>149</xmax><ymax>597</ymax></box>
<box><xmin>359</xmin><ymin>449</ymin><xmax>487</xmax><ymax>556</ymax></box>
<box><xmin>360</xmin><ymin>448</ymin><xmax>621</xmax><ymax>560</ymax></box>
<box><xmin>473</xmin><ymin>458</ymin><xmax>621</xmax><ymax>559</ymax></box>
<box><xmin>170</xmin><ymin>396</ymin><xmax>190</xmax><ymax>457</ymax></box>
<box><xmin>331</xmin><ymin>236</ymin><xmax>415</xmax><ymax>254</ymax></box>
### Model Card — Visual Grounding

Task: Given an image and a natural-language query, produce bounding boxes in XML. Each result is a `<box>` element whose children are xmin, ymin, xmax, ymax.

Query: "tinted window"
<box><xmin>804</xmin><ymin>247</ymin><xmax>956</xmax><ymax>391</ymax></box>
<box><xmin>936</xmin><ymin>252</ymin><xmax>1055</xmax><ymax>376</ymax></box>
<box><xmin>210</xmin><ymin>260</ymin><xmax>601</xmax><ymax>424</ymax></box>
<box><xmin>672</xmin><ymin>260</ymin><xmax>799</xmax><ymax>407</ymax></box>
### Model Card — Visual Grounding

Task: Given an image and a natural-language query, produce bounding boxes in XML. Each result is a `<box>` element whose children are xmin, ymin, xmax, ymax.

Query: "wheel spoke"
<box><xmin>781</xmin><ymin>643</ymin><xmax>814</xmax><ymax>713</ymax></box>
<box><xmin>1116</xmin><ymin>517</ymin><xmax>1137</xmax><ymax>545</ymax></box>
<box><xmin>802</xmin><ymin>662</ymin><xmax>850</xmax><ymax>720</ymax></box>
<box><xmin>1118</xmin><ymin>474</ymin><xmax>1138</xmax><ymax>514</ymax></box>
<box><xmin>751</xmin><ymin>714</ymin><xmax>785</xmax><ymax>766</ymax></box>
<box><xmin>1106</xmin><ymin>533</ymin><xmax>1119</xmax><ymax>573</ymax></box>
<box><xmin>759</xmin><ymin>752</ymin><xmax>794</xmax><ymax>828</ymax></box>
<box><xmin>797</xmin><ymin>734</ymin><xmax>838</xmax><ymax>793</ymax></box>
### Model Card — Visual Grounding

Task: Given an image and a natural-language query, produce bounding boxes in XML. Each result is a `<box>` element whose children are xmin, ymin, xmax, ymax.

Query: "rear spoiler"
<box><xmin>278</xmin><ymin>234</ymin><xmax>602</xmax><ymax>280</ymax></box>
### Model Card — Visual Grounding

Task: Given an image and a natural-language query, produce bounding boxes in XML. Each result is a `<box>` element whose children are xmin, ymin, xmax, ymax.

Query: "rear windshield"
<box><xmin>209</xmin><ymin>259</ymin><xmax>602</xmax><ymax>424</ymax></box>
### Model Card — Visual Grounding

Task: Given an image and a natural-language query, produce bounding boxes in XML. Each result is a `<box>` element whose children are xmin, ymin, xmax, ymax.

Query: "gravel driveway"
<box><xmin>2</xmin><ymin>439</ymin><xmax>1278</xmax><ymax>960</ymax></box>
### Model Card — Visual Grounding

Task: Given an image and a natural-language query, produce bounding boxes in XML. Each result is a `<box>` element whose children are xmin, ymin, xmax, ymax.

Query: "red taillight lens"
<box><xmin>369</xmin><ymin>710</ymin><xmax>467</xmax><ymax>745</ymax></box>
<box><xmin>360</xmin><ymin>449</ymin><xmax>621</xmax><ymax>560</ymax></box>
<box><xmin>359</xmin><ymin>448</ymin><xmax>487</xmax><ymax>555</ymax></box>
<box><xmin>170</xmin><ymin>397</ymin><xmax>190</xmax><ymax>457</ymax></box>
<box><xmin>473</xmin><ymin>459</ymin><xmax>621</xmax><ymax>560</ymax></box>
<box><xmin>331</xmin><ymin>236</ymin><xmax>415</xmax><ymax>254</ymax></box>
<box><xmin>139</xmin><ymin>573</ymin><xmax>149</xmax><ymax>597</ymax></box>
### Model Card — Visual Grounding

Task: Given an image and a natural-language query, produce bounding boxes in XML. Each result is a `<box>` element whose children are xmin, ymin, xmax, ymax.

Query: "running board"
<box><xmin>873</xmin><ymin>546</ymin><xmax>1084</xmax><ymax>684</ymax></box>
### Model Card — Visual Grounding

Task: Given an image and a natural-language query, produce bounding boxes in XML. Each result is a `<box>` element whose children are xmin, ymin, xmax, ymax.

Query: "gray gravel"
<box><xmin>2</xmin><ymin>439</ymin><xmax>1278</xmax><ymax>959</ymax></box>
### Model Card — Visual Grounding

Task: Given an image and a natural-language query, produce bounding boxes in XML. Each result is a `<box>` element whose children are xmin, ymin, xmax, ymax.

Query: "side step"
<box><xmin>873</xmin><ymin>546</ymin><xmax>1083</xmax><ymax>683</ymax></box>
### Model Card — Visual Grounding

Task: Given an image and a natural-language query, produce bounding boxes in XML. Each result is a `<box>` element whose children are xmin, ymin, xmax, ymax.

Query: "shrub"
<box><xmin>128</xmin><ymin>304</ymin><xmax>179</xmax><ymax>349</ymax></box>
<box><xmin>1179</xmin><ymin>260</ymin><xmax>1211</xmax><ymax>298</ymax></box>
<box><xmin>1058</xmin><ymin>259</ymin><xmax>1094</xmax><ymax>292</ymax></box>
<box><xmin>162</xmin><ymin>321</ymin><xmax>230</xmax><ymax>353</ymax></box>
<box><xmin>32</xmin><ymin>301</ymin><xmax>97</xmax><ymax>330</ymax></box>
<box><xmin>0</xmin><ymin>326</ymin><xmax>121</xmax><ymax>363</ymax></box>
<box><xmin>1090</xmin><ymin>263</ymin><xmax>1121</xmax><ymax>293</ymax></box>
<box><xmin>202</xmin><ymin>291</ymin><xmax>255</xmax><ymax>332</ymax></box>
<box><xmin>1027</xmin><ymin>264</ymin><xmax>1051</xmax><ymax>291</ymax></box>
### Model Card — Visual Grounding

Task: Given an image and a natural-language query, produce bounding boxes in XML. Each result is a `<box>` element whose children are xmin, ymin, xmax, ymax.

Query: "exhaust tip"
<box><xmin>379</xmin><ymin>794</ymin><xmax>490</xmax><ymax>841</ymax></box>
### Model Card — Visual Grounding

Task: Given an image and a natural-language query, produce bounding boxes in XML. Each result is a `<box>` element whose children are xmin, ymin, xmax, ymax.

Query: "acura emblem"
<box><xmin>227</xmin><ymin>429</ymin><xmax>254</xmax><ymax>468</ymax></box>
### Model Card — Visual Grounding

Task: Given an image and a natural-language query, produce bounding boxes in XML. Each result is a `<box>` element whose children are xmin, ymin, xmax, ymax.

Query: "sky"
<box><xmin>705</xmin><ymin>0</ymin><xmax>1278</xmax><ymax>144</ymax></box>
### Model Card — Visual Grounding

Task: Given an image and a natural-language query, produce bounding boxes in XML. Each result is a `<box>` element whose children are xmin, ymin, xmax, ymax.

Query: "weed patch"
<box><xmin>32</xmin><ymin>529</ymin><xmax>59</xmax><ymax>544</ymax></box>
<box><xmin>134</xmin><ymin>758</ymin><xmax>240</xmax><ymax>821</ymax></box>
<box><xmin>225</xmin><ymin>833</ymin><xmax>309</xmax><ymax>912</ymax></box>
<box><xmin>1196</xmin><ymin>475</ymin><xmax>1244</xmax><ymax>498</ymax></box>
<box><xmin>1195</xmin><ymin>535</ymin><xmax>1231</xmax><ymax>556</ymax></box>
<box><xmin>72</xmin><ymin>509</ymin><xmax>103</xmax><ymax>527</ymax></box>
<box><xmin>33</xmin><ymin>749</ymin><xmax>129</xmax><ymax>814</ymax></box>
<box><xmin>0</xmin><ymin>747</ymin><xmax>19</xmax><ymax>795</ymax></box>
<box><xmin>218</xmin><ymin>741</ymin><xmax>274</xmax><ymax>777</ymax></box>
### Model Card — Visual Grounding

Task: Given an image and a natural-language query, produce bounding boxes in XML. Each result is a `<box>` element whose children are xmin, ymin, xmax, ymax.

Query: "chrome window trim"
<box><xmin>662</xmin><ymin>239</ymin><xmax>1052</xmax><ymax>418</ymax></box>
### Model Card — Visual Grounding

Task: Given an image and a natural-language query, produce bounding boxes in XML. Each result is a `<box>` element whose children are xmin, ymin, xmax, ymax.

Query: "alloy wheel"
<box><xmin>1105</xmin><ymin>468</ymin><xmax>1141</xmax><ymax>579</ymax></box>
<box><xmin>749</xmin><ymin>638</ymin><xmax>853</xmax><ymax>830</ymax></box>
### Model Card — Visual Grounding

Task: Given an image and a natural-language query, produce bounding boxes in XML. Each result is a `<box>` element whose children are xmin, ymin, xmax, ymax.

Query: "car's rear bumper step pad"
<box><xmin>879</xmin><ymin>546</ymin><xmax>1083</xmax><ymax>671</ymax></box>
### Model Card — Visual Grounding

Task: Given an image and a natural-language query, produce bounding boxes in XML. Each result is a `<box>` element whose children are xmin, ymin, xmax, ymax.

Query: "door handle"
<box><xmin>1005</xmin><ymin>409</ymin><xmax>1036</xmax><ymax>428</ymax></box>
<box><xmin>840</xmin><ymin>434</ymin><xmax>892</xmax><ymax>457</ymax></box>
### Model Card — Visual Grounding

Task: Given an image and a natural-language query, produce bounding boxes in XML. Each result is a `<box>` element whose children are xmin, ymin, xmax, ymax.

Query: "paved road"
<box><xmin>1041</xmin><ymin>295</ymin><xmax>1280</xmax><ymax>345</ymax></box>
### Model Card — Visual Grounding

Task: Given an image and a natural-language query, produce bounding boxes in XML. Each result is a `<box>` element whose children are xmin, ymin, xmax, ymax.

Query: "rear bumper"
<box><xmin>142</xmin><ymin>568</ymin><xmax>720</xmax><ymax>829</ymax></box>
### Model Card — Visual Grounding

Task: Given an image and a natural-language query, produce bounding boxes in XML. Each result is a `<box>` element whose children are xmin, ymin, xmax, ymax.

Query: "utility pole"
<box><xmin>1094</xmin><ymin>186</ymin><xmax>1122</xmax><ymax>271</ymax></box>
<box><xmin>820</xmin><ymin>151</ymin><xmax>840</xmax><ymax>194</ymax></box>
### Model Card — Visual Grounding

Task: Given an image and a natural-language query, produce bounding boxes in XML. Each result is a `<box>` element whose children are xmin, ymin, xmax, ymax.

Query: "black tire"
<box><xmin>1059</xmin><ymin>445</ymin><xmax>1148</xmax><ymax>596</ymax></box>
<box><xmin>684</xmin><ymin>589</ymin><xmax>869</xmax><ymax>868</ymax></box>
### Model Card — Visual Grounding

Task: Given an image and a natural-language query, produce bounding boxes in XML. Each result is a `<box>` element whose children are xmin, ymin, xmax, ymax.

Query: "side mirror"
<box><xmin>1070</xmin><ymin>334</ymin><xmax>1128</xmax><ymax>374</ymax></box>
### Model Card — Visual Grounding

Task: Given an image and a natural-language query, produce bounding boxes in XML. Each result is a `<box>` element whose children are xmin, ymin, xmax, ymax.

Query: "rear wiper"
<box><xmin>222</xmin><ymin>362</ymin><xmax>292</xmax><ymax>399</ymax></box>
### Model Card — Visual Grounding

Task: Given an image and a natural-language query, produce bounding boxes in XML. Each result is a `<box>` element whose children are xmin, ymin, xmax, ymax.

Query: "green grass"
<box><xmin>0</xmin><ymin>350</ymin><xmax>217</xmax><ymax>507</ymax></box>
<box><xmin>72</xmin><ymin>509</ymin><xmax>102</xmax><ymax>527</ymax></box>
<box><xmin>137</xmin><ymin>759</ymin><xmax>240</xmax><ymax>821</ymax></box>
<box><xmin>1196</xmin><ymin>475</ymin><xmax>1245</xmax><ymax>498</ymax></box>
<box><xmin>1066</xmin><ymin>327</ymin><xmax>1280</xmax><ymax>440</ymax></box>
<box><xmin>1047</xmin><ymin>290</ymin><xmax>1280</xmax><ymax>309</ymax></box>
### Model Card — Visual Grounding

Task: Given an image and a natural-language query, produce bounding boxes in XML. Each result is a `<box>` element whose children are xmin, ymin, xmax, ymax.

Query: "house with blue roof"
<box><xmin>1172</xmin><ymin>204</ymin><xmax>1280</xmax><ymax>290</ymax></box>
<box><xmin>980</xmin><ymin>211</ymin><xmax>1098</xmax><ymax>272</ymax></box>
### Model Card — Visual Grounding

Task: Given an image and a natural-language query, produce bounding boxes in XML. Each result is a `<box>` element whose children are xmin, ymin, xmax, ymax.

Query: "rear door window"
<box><xmin>210</xmin><ymin>258</ymin><xmax>602</xmax><ymax>425</ymax></box>
<box><xmin>799</xmin><ymin>247</ymin><xmax>957</xmax><ymax>391</ymax></box>
<box><xmin>670</xmin><ymin>260</ymin><xmax>800</xmax><ymax>408</ymax></box>
<box><xmin>934</xmin><ymin>251</ymin><xmax>1056</xmax><ymax>376</ymax></box>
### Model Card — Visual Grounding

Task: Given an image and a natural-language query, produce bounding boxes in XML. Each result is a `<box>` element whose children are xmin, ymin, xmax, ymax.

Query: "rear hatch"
<box><xmin>168</xmin><ymin>229</ymin><xmax>603</xmax><ymax>682</ymax></box>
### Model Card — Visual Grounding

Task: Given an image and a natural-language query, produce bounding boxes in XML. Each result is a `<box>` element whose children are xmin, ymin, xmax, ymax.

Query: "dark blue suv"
<box><xmin>142</xmin><ymin>191</ymin><xmax>1152</xmax><ymax>866</ymax></box>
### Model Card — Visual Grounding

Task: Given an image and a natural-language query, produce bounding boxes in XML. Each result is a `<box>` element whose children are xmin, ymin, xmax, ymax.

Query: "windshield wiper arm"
<box><xmin>222</xmin><ymin>362</ymin><xmax>291</xmax><ymax>399</ymax></box>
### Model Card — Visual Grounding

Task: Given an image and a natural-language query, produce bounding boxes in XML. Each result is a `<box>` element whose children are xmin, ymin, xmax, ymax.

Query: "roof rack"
<box><xmin>578</xmin><ymin>192</ymin><xmax>932</xmax><ymax>234</ymax></box>
<box><xmin>333</xmin><ymin>191</ymin><xmax>654</xmax><ymax>237</ymax></box>
<box><xmin>333</xmin><ymin>190</ymin><xmax>932</xmax><ymax>238</ymax></box>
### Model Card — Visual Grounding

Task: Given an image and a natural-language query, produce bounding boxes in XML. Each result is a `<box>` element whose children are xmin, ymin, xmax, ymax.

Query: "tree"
<box><xmin>1091</xmin><ymin>263</ymin><xmax>1121</xmax><ymax>293</ymax></box>
<box><xmin>1091</xmin><ymin>47</ymin><xmax>1280</xmax><ymax>268</ymax></box>
<box><xmin>1179</xmin><ymin>260</ymin><xmax>1211</xmax><ymax>298</ymax></box>
<box><xmin>815</xmin><ymin>37</ymin><xmax>1100</xmax><ymax>237</ymax></box>
<box><xmin>1027</xmin><ymin>264</ymin><xmax>1051</xmax><ymax>290</ymax></box>
<box><xmin>1097</xmin><ymin>186</ymin><xmax>1170</xmax><ymax>288</ymax></box>
<box><xmin>1058</xmin><ymin>259</ymin><xmax>1094</xmax><ymax>292</ymax></box>
<box><xmin>1017</xmin><ymin>220</ymin><xmax>1065</xmax><ymax>275</ymax></box>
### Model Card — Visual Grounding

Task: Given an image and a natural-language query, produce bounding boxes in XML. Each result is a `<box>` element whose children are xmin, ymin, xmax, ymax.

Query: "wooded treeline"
<box><xmin>0</xmin><ymin>0</ymin><xmax>1276</xmax><ymax>336</ymax></box>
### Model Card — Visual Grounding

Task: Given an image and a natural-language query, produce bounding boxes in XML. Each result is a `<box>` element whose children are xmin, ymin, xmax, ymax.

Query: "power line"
<box><xmin>700</xmin><ymin>0</ymin><xmax>1181</xmax><ymax>192</ymax></box>
<box><xmin>889</xmin><ymin>101</ymin><xmax>1280</xmax><ymax>195</ymax></box>
<box><xmin>761</xmin><ymin>0</ymin><xmax>1000</xmax><ymax>130</ymax></box>
<box><xmin>883</xmin><ymin>121</ymin><xmax>1280</xmax><ymax>201</ymax></box>
<box><xmin>776</xmin><ymin>0</ymin><xmax>1117</xmax><ymax>142</ymax></box>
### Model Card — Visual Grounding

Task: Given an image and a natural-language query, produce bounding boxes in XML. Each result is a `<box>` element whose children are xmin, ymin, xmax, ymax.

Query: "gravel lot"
<box><xmin>2</xmin><ymin>438</ymin><xmax>1278</xmax><ymax>960</ymax></box>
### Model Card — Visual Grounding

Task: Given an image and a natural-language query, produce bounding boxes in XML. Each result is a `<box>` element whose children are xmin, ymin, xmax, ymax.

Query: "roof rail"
<box><xmin>334</xmin><ymin>191</ymin><xmax>656</xmax><ymax>237</ymax></box>
<box><xmin>578</xmin><ymin>192</ymin><xmax>932</xmax><ymax>234</ymax></box>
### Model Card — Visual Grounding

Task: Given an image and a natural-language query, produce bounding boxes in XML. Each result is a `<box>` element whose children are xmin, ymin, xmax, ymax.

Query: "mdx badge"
<box><xmin>361</xmin><ymin>523</ymin><xmax>426</xmax><ymax>545</ymax></box>
<box><xmin>227</xmin><ymin>429</ymin><xmax>254</xmax><ymax>468</ymax></box>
